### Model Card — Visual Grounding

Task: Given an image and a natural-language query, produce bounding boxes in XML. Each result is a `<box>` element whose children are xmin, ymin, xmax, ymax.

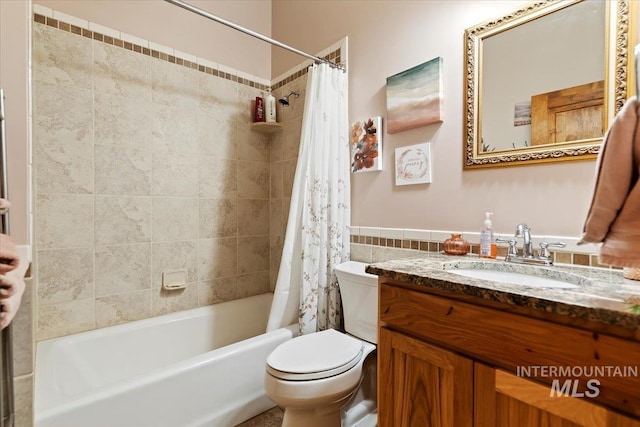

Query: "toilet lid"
<box><xmin>266</xmin><ymin>329</ymin><xmax>363</xmax><ymax>381</ymax></box>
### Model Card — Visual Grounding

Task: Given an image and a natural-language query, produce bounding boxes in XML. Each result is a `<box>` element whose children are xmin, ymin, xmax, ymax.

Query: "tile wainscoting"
<box><xmin>349</xmin><ymin>226</ymin><xmax>616</xmax><ymax>269</ymax></box>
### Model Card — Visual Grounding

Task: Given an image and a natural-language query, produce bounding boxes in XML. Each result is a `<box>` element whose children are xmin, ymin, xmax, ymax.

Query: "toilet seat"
<box><xmin>266</xmin><ymin>329</ymin><xmax>364</xmax><ymax>381</ymax></box>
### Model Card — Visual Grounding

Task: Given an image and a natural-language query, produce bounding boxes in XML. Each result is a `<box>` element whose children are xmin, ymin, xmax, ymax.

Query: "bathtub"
<box><xmin>35</xmin><ymin>293</ymin><xmax>296</xmax><ymax>427</ymax></box>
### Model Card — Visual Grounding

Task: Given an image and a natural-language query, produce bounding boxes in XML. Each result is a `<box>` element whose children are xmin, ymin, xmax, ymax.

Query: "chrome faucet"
<box><xmin>496</xmin><ymin>223</ymin><xmax>565</xmax><ymax>266</ymax></box>
<box><xmin>515</xmin><ymin>223</ymin><xmax>534</xmax><ymax>258</ymax></box>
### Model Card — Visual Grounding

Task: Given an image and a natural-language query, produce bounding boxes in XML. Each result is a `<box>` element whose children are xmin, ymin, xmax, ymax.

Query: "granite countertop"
<box><xmin>366</xmin><ymin>253</ymin><xmax>640</xmax><ymax>332</ymax></box>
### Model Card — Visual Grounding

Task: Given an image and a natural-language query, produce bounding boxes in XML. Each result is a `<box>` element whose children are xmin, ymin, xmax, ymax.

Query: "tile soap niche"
<box><xmin>162</xmin><ymin>269</ymin><xmax>188</xmax><ymax>291</ymax></box>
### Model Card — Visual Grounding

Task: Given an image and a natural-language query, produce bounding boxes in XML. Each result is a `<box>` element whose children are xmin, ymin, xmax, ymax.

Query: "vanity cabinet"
<box><xmin>378</xmin><ymin>282</ymin><xmax>640</xmax><ymax>427</ymax></box>
<box><xmin>474</xmin><ymin>364</ymin><xmax>640</xmax><ymax>426</ymax></box>
<box><xmin>378</xmin><ymin>327</ymin><xmax>473</xmax><ymax>426</ymax></box>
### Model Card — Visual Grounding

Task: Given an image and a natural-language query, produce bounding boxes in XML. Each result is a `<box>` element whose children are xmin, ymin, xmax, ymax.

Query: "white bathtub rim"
<box><xmin>37</xmin><ymin>293</ymin><xmax>273</xmax><ymax>347</ymax></box>
<box><xmin>36</xmin><ymin>325</ymin><xmax>297</xmax><ymax>422</ymax></box>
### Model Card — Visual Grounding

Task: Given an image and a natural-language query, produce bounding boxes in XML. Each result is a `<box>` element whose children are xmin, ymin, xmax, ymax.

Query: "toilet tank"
<box><xmin>335</xmin><ymin>261</ymin><xmax>379</xmax><ymax>344</ymax></box>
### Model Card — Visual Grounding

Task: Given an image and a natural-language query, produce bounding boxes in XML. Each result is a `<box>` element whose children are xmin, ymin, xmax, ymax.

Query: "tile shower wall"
<box><xmin>33</xmin><ymin>17</ymin><xmax>272</xmax><ymax>340</ymax></box>
<box><xmin>268</xmin><ymin>82</ymin><xmax>304</xmax><ymax>289</ymax></box>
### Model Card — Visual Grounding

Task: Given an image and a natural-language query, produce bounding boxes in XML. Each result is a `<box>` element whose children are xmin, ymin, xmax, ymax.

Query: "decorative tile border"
<box><xmin>34</xmin><ymin>8</ymin><xmax>344</xmax><ymax>94</ymax></box>
<box><xmin>349</xmin><ymin>226</ymin><xmax>620</xmax><ymax>270</ymax></box>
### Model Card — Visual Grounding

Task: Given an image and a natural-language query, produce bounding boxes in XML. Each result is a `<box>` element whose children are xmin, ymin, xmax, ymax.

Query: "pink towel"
<box><xmin>579</xmin><ymin>96</ymin><xmax>640</xmax><ymax>267</ymax></box>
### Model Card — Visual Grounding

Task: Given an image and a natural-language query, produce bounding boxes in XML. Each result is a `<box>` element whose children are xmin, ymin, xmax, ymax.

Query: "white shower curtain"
<box><xmin>267</xmin><ymin>63</ymin><xmax>350</xmax><ymax>334</ymax></box>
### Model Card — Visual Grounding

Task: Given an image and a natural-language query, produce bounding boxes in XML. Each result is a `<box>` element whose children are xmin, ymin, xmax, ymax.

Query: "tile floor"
<box><xmin>236</xmin><ymin>407</ymin><xmax>283</xmax><ymax>427</ymax></box>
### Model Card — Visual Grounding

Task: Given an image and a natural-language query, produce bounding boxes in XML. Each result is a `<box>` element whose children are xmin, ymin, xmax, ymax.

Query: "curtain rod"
<box><xmin>163</xmin><ymin>0</ymin><xmax>341</xmax><ymax>69</ymax></box>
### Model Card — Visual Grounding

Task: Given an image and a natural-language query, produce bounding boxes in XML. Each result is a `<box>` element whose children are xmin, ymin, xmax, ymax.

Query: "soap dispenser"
<box><xmin>480</xmin><ymin>212</ymin><xmax>497</xmax><ymax>259</ymax></box>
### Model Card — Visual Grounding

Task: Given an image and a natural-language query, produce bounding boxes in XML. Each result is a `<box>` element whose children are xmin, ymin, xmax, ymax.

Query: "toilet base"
<box><xmin>282</xmin><ymin>407</ymin><xmax>341</xmax><ymax>427</ymax></box>
<box><xmin>265</xmin><ymin>339</ymin><xmax>377</xmax><ymax>427</ymax></box>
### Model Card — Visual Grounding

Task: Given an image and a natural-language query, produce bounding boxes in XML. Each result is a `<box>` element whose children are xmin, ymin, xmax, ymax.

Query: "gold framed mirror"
<box><xmin>464</xmin><ymin>0</ymin><xmax>636</xmax><ymax>169</ymax></box>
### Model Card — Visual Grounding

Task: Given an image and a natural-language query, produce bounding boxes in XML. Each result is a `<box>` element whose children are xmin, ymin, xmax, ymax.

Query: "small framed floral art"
<box><xmin>350</xmin><ymin>116</ymin><xmax>382</xmax><ymax>173</ymax></box>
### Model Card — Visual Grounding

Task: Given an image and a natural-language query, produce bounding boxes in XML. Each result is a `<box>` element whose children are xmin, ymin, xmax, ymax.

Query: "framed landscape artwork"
<box><xmin>386</xmin><ymin>57</ymin><xmax>443</xmax><ymax>134</ymax></box>
<box><xmin>514</xmin><ymin>101</ymin><xmax>531</xmax><ymax>126</ymax></box>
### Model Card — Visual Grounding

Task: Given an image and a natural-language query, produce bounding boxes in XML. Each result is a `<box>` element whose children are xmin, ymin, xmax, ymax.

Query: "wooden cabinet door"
<box><xmin>378</xmin><ymin>327</ymin><xmax>473</xmax><ymax>427</ymax></box>
<box><xmin>474</xmin><ymin>363</ymin><xmax>640</xmax><ymax>427</ymax></box>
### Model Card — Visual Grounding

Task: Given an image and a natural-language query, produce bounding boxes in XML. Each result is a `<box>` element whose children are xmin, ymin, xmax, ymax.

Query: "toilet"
<box><xmin>264</xmin><ymin>261</ymin><xmax>379</xmax><ymax>427</ymax></box>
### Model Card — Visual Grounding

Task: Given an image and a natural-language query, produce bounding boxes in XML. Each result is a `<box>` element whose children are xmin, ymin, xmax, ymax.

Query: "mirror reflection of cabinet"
<box><xmin>530</xmin><ymin>80</ymin><xmax>604</xmax><ymax>146</ymax></box>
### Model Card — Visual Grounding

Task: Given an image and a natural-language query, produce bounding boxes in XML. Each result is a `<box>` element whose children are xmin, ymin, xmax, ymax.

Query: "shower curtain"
<box><xmin>267</xmin><ymin>63</ymin><xmax>350</xmax><ymax>334</ymax></box>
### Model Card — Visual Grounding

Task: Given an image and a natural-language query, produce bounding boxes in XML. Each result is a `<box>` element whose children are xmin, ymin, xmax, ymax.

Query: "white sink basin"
<box><xmin>445</xmin><ymin>269</ymin><xmax>580</xmax><ymax>289</ymax></box>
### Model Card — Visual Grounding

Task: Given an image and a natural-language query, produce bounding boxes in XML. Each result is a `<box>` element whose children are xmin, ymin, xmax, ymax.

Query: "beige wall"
<box><xmin>272</xmin><ymin>1</ymin><xmax>625</xmax><ymax>238</ymax></box>
<box><xmin>0</xmin><ymin>0</ymin><xmax>31</xmax><ymax>245</ymax></box>
<box><xmin>35</xmin><ymin>0</ymin><xmax>272</xmax><ymax>79</ymax></box>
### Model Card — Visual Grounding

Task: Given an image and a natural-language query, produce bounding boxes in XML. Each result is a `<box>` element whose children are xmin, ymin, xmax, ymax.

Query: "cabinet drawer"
<box><xmin>380</xmin><ymin>283</ymin><xmax>640</xmax><ymax>418</ymax></box>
